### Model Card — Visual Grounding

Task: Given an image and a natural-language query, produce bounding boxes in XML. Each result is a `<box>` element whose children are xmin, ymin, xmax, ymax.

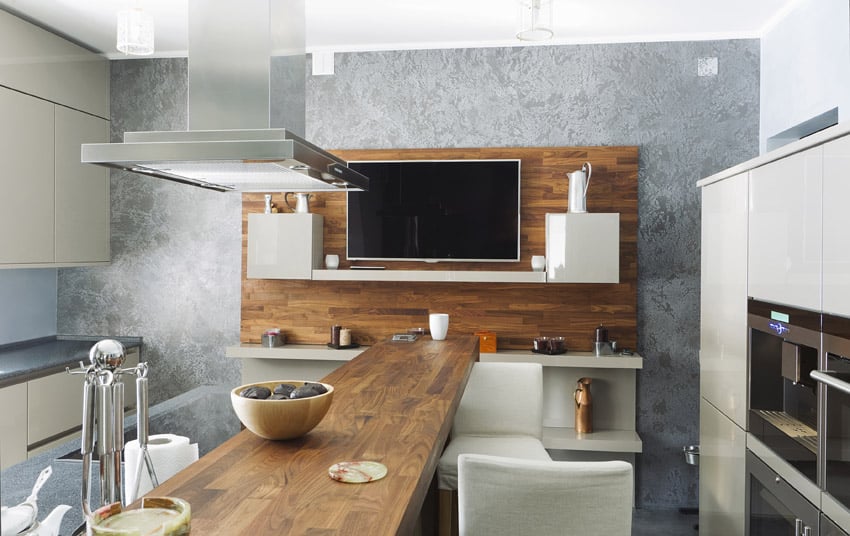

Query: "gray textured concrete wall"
<box><xmin>58</xmin><ymin>40</ymin><xmax>759</xmax><ymax>508</ymax></box>
<box><xmin>58</xmin><ymin>58</ymin><xmax>242</xmax><ymax>404</ymax></box>
<box><xmin>306</xmin><ymin>41</ymin><xmax>759</xmax><ymax>508</ymax></box>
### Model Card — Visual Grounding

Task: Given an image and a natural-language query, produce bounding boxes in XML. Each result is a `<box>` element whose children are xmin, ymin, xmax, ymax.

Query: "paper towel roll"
<box><xmin>124</xmin><ymin>434</ymin><xmax>198</xmax><ymax>503</ymax></box>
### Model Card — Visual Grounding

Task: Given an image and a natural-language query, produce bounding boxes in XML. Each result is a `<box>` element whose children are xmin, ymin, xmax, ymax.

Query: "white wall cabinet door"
<box><xmin>699</xmin><ymin>398</ymin><xmax>746</xmax><ymax>536</ymax></box>
<box><xmin>748</xmin><ymin>148</ymin><xmax>823</xmax><ymax>311</ymax></box>
<box><xmin>0</xmin><ymin>383</ymin><xmax>28</xmax><ymax>470</ymax></box>
<box><xmin>54</xmin><ymin>106</ymin><xmax>110</xmax><ymax>263</ymax></box>
<box><xmin>247</xmin><ymin>214</ymin><xmax>324</xmax><ymax>279</ymax></box>
<box><xmin>0</xmin><ymin>86</ymin><xmax>55</xmax><ymax>264</ymax></box>
<box><xmin>823</xmin><ymin>136</ymin><xmax>850</xmax><ymax>317</ymax></box>
<box><xmin>700</xmin><ymin>172</ymin><xmax>749</xmax><ymax>428</ymax></box>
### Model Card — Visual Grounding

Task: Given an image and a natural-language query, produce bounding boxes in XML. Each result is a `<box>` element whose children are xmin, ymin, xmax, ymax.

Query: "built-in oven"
<box><xmin>748</xmin><ymin>299</ymin><xmax>822</xmax><ymax>486</ymax></box>
<box><xmin>811</xmin><ymin>313</ymin><xmax>850</xmax><ymax>531</ymax></box>
<box><xmin>748</xmin><ymin>450</ymin><xmax>820</xmax><ymax>535</ymax></box>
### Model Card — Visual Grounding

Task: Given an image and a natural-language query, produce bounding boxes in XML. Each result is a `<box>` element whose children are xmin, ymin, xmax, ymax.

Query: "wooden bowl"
<box><xmin>230</xmin><ymin>380</ymin><xmax>334</xmax><ymax>440</ymax></box>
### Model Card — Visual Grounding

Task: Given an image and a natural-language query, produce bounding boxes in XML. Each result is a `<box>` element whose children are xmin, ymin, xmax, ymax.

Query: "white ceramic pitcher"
<box><xmin>566</xmin><ymin>162</ymin><xmax>592</xmax><ymax>213</ymax></box>
<box><xmin>284</xmin><ymin>192</ymin><xmax>312</xmax><ymax>213</ymax></box>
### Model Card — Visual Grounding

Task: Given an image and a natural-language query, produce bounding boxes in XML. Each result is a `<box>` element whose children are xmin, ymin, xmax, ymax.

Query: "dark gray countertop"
<box><xmin>0</xmin><ymin>336</ymin><xmax>143</xmax><ymax>388</ymax></box>
<box><xmin>0</xmin><ymin>384</ymin><xmax>240</xmax><ymax>535</ymax></box>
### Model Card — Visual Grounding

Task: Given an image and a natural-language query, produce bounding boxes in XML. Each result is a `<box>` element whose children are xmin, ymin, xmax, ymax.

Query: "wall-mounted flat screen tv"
<box><xmin>347</xmin><ymin>159</ymin><xmax>521</xmax><ymax>262</ymax></box>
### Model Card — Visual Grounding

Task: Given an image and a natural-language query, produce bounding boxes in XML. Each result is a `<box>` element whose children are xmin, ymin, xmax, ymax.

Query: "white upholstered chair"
<box><xmin>437</xmin><ymin>362</ymin><xmax>550</xmax><ymax>535</ymax></box>
<box><xmin>457</xmin><ymin>453</ymin><xmax>634</xmax><ymax>536</ymax></box>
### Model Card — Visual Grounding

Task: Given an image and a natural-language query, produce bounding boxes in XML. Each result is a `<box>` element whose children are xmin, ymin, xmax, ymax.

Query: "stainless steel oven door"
<box><xmin>747</xmin><ymin>450</ymin><xmax>819</xmax><ymax>535</ymax></box>
<box><xmin>812</xmin><ymin>313</ymin><xmax>850</xmax><ymax>530</ymax></box>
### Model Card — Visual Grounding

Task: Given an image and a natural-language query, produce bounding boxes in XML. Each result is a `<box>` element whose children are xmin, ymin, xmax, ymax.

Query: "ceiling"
<box><xmin>0</xmin><ymin>0</ymin><xmax>800</xmax><ymax>59</ymax></box>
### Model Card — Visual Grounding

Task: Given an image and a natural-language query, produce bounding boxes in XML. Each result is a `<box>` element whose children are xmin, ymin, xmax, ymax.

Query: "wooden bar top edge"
<box><xmin>147</xmin><ymin>335</ymin><xmax>480</xmax><ymax>535</ymax></box>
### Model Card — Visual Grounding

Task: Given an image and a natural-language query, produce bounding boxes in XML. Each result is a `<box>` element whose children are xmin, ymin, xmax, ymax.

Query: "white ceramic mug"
<box><xmin>429</xmin><ymin>313</ymin><xmax>449</xmax><ymax>341</ymax></box>
<box><xmin>531</xmin><ymin>255</ymin><xmax>546</xmax><ymax>272</ymax></box>
<box><xmin>325</xmin><ymin>254</ymin><xmax>339</xmax><ymax>270</ymax></box>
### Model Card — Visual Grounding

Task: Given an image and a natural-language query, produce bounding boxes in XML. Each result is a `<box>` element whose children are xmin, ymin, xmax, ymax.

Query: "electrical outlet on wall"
<box><xmin>697</xmin><ymin>57</ymin><xmax>718</xmax><ymax>77</ymax></box>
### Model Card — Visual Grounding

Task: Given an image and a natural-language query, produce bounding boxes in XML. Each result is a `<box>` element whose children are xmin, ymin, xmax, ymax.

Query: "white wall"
<box><xmin>0</xmin><ymin>269</ymin><xmax>57</xmax><ymax>345</ymax></box>
<box><xmin>760</xmin><ymin>0</ymin><xmax>850</xmax><ymax>153</ymax></box>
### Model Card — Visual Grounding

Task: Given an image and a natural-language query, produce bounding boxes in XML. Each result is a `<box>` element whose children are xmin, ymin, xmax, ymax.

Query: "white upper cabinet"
<box><xmin>247</xmin><ymin>214</ymin><xmax>324</xmax><ymax>279</ymax></box>
<box><xmin>0</xmin><ymin>87</ymin><xmax>55</xmax><ymax>264</ymax></box>
<box><xmin>748</xmin><ymin>148</ymin><xmax>823</xmax><ymax>311</ymax></box>
<box><xmin>823</xmin><ymin>136</ymin><xmax>850</xmax><ymax>317</ymax></box>
<box><xmin>700</xmin><ymin>171</ymin><xmax>749</xmax><ymax>427</ymax></box>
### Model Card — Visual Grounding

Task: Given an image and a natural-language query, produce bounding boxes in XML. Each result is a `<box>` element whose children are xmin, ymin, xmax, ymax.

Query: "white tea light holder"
<box><xmin>325</xmin><ymin>254</ymin><xmax>339</xmax><ymax>270</ymax></box>
<box><xmin>429</xmin><ymin>313</ymin><xmax>449</xmax><ymax>341</ymax></box>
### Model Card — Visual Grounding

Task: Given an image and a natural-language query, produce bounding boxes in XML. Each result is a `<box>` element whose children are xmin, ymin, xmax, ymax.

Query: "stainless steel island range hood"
<box><xmin>82</xmin><ymin>0</ymin><xmax>369</xmax><ymax>193</ymax></box>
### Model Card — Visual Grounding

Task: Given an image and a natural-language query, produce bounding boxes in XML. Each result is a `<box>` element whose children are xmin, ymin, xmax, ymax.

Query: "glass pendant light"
<box><xmin>117</xmin><ymin>6</ymin><xmax>155</xmax><ymax>55</ymax></box>
<box><xmin>517</xmin><ymin>0</ymin><xmax>553</xmax><ymax>41</ymax></box>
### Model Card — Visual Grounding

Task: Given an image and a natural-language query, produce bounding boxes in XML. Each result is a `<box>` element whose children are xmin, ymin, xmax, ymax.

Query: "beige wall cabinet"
<box><xmin>0</xmin><ymin>383</ymin><xmax>29</xmax><ymax>470</ymax></box>
<box><xmin>247</xmin><ymin>214</ymin><xmax>324</xmax><ymax>279</ymax></box>
<box><xmin>0</xmin><ymin>86</ymin><xmax>55</xmax><ymax>264</ymax></box>
<box><xmin>0</xmin><ymin>89</ymin><xmax>110</xmax><ymax>267</ymax></box>
<box><xmin>0</xmin><ymin>10</ymin><xmax>110</xmax><ymax>268</ymax></box>
<box><xmin>0</xmin><ymin>9</ymin><xmax>108</xmax><ymax>118</ymax></box>
<box><xmin>54</xmin><ymin>106</ymin><xmax>110</xmax><ymax>263</ymax></box>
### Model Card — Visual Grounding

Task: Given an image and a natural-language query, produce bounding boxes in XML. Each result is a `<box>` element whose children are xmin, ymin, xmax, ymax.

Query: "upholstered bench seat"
<box><xmin>437</xmin><ymin>435</ymin><xmax>550</xmax><ymax>490</ymax></box>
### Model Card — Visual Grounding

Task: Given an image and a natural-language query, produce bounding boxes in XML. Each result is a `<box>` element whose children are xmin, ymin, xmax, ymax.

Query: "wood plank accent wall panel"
<box><xmin>241</xmin><ymin>146</ymin><xmax>638</xmax><ymax>351</ymax></box>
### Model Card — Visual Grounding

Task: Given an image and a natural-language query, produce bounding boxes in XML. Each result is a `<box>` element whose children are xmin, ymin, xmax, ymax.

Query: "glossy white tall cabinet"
<box><xmin>700</xmin><ymin>398</ymin><xmax>747</xmax><ymax>535</ymax></box>
<box><xmin>699</xmin><ymin>171</ymin><xmax>748</xmax><ymax>535</ymax></box>
<box><xmin>823</xmin><ymin>136</ymin><xmax>850</xmax><ymax>317</ymax></box>
<box><xmin>700</xmin><ymin>171</ymin><xmax>748</xmax><ymax>428</ymax></box>
<box><xmin>748</xmin><ymin>149</ymin><xmax>823</xmax><ymax>311</ymax></box>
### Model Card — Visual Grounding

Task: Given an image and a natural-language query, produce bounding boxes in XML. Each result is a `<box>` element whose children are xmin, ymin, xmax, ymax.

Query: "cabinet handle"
<box><xmin>795</xmin><ymin>518</ymin><xmax>804</xmax><ymax>536</ymax></box>
<box><xmin>802</xmin><ymin>525</ymin><xmax>813</xmax><ymax>536</ymax></box>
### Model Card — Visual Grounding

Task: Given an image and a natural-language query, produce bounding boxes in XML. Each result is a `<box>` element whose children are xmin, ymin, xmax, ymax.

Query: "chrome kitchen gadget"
<box><xmin>593</xmin><ymin>324</ymin><xmax>616</xmax><ymax>356</ymax></box>
<box><xmin>67</xmin><ymin>340</ymin><xmax>159</xmax><ymax>516</ymax></box>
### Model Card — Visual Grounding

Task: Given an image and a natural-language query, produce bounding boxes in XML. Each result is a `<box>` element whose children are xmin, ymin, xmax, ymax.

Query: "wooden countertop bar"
<box><xmin>150</xmin><ymin>336</ymin><xmax>479</xmax><ymax>535</ymax></box>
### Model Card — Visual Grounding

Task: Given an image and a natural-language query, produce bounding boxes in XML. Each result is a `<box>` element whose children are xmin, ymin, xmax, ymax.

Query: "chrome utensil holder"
<box><xmin>67</xmin><ymin>340</ymin><xmax>159</xmax><ymax>516</ymax></box>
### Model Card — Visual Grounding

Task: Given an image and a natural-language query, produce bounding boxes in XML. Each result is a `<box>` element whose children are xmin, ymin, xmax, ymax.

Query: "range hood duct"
<box><xmin>81</xmin><ymin>0</ymin><xmax>368</xmax><ymax>193</ymax></box>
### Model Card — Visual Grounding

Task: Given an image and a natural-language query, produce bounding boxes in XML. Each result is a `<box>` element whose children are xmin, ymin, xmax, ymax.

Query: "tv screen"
<box><xmin>347</xmin><ymin>159</ymin><xmax>521</xmax><ymax>262</ymax></box>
